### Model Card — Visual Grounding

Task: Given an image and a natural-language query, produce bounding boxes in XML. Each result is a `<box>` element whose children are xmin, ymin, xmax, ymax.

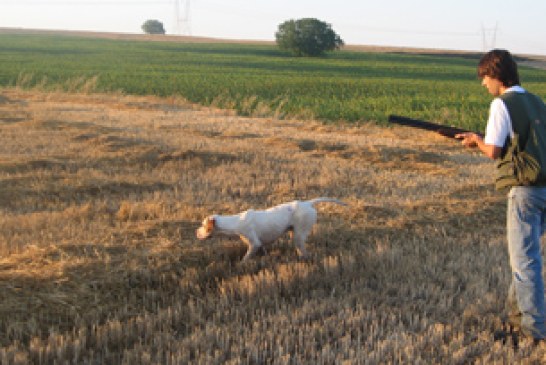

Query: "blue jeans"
<box><xmin>507</xmin><ymin>186</ymin><xmax>546</xmax><ymax>339</ymax></box>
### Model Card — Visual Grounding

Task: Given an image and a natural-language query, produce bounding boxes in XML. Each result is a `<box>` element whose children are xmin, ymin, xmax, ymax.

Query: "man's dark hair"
<box><xmin>477</xmin><ymin>49</ymin><xmax>520</xmax><ymax>87</ymax></box>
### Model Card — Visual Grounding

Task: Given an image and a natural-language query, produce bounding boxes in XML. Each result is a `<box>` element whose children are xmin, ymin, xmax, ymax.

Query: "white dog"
<box><xmin>196</xmin><ymin>197</ymin><xmax>347</xmax><ymax>261</ymax></box>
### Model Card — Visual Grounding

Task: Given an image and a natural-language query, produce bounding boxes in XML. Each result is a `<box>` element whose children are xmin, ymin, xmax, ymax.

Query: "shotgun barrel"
<box><xmin>388</xmin><ymin>115</ymin><xmax>483</xmax><ymax>139</ymax></box>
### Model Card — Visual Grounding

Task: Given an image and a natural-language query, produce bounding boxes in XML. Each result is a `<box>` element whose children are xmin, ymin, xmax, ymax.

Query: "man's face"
<box><xmin>481</xmin><ymin>75</ymin><xmax>505</xmax><ymax>96</ymax></box>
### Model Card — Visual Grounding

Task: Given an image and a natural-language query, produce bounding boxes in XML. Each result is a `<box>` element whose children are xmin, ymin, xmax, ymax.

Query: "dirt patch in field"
<box><xmin>520</xmin><ymin>59</ymin><xmax>546</xmax><ymax>70</ymax></box>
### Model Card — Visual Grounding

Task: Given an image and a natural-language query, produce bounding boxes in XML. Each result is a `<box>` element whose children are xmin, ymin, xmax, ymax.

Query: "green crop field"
<box><xmin>1</xmin><ymin>33</ymin><xmax>545</xmax><ymax>131</ymax></box>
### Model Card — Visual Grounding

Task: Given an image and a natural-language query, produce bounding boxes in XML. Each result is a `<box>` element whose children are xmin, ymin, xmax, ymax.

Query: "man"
<box><xmin>457</xmin><ymin>49</ymin><xmax>546</xmax><ymax>344</ymax></box>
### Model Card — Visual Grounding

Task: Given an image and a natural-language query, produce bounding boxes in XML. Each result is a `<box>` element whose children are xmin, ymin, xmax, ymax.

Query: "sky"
<box><xmin>1</xmin><ymin>0</ymin><xmax>545</xmax><ymax>56</ymax></box>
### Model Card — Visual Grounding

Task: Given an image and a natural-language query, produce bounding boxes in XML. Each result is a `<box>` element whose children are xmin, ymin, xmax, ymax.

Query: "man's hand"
<box><xmin>455</xmin><ymin>132</ymin><xmax>479</xmax><ymax>148</ymax></box>
<box><xmin>455</xmin><ymin>132</ymin><xmax>502</xmax><ymax>159</ymax></box>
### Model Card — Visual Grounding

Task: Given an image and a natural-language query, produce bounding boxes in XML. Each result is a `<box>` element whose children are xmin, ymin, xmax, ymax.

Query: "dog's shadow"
<box><xmin>211</xmin><ymin>235</ymin><xmax>311</xmax><ymax>265</ymax></box>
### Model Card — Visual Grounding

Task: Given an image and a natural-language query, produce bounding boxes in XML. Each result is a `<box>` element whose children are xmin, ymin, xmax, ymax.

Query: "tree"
<box><xmin>275</xmin><ymin>18</ymin><xmax>344</xmax><ymax>57</ymax></box>
<box><xmin>141</xmin><ymin>19</ymin><xmax>166</xmax><ymax>35</ymax></box>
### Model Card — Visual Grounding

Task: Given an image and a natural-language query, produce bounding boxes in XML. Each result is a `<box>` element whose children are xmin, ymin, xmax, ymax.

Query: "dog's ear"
<box><xmin>206</xmin><ymin>216</ymin><xmax>215</xmax><ymax>230</ymax></box>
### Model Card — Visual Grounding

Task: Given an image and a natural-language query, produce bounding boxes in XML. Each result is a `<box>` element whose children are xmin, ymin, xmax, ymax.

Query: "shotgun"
<box><xmin>388</xmin><ymin>115</ymin><xmax>483</xmax><ymax>139</ymax></box>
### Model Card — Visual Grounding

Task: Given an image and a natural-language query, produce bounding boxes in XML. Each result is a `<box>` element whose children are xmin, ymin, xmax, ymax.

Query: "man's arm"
<box><xmin>455</xmin><ymin>132</ymin><xmax>502</xmax><ymax>159</ymax></box>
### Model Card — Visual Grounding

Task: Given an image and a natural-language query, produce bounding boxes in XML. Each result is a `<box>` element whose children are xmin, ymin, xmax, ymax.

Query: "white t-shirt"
<box><xmin>484</xmin><ymin>85</ymin><xmax>526</xmax><ymax>147</ymax></box>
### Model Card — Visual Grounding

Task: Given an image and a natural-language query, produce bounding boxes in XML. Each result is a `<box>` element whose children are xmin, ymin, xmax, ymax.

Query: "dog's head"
<box><xmin>196</xmin><ymin>216</ymin><xmax>216</xmax><ymax>240</ymax></box>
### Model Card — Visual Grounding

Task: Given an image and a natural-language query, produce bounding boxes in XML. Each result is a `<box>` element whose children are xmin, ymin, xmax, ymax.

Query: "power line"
<box><xmin>356</xmin><ymin>25</ymin><xmax>479</xmax><ymax>37</ymax></box>
<box><xmin>4</xmin><ymin>1</ymin><xmax>172</xmax><ymax>4</ymax></box>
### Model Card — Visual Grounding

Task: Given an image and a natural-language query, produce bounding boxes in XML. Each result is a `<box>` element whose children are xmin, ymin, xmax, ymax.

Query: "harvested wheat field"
<box><xmin>0</xmin><ymin>88</ymin><xmax>544</xmax><ymax>364</ymax></box>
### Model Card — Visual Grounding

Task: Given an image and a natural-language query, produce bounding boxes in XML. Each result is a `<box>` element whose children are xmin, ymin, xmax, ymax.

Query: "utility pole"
<box><xmin>481</xmin><ymin>22</ymin><xmax>498</xmax><ymax>51</ymax></box>
<box><xmin>173</xmin><ymin>0</ymin><xmax>191</xmax><ymax>35</ymax></box>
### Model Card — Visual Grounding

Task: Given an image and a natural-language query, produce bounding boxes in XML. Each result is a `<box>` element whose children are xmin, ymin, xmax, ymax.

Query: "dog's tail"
<box><xmin>307</xmin><ymin>197</ymin><xmax>348</xmax><ymax>207</ymax></box>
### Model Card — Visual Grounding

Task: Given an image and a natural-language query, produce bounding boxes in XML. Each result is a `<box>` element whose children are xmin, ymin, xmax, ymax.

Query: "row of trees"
<box><xmin>142</xmin><ymin>18</ymin><xmax>343</xmax><ymax>57</ymax></box>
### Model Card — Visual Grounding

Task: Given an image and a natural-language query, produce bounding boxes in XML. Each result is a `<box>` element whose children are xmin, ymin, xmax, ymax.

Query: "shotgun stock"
<box><xmin>388</xmin><ymin>115</ymin><xmax>483</xmax><ymax>139</ymax></box>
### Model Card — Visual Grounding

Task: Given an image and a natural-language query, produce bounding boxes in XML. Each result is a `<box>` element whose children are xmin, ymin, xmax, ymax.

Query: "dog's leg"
<box><xmin>242</xmin><ymin>246</ymin><xmax>261</xmax><ymax>261</ymax></box>
<box><xmin>292</xmin><ymin>230</ymin><xmax>311</xmax><ymax>259</ymax></box>
<box><xmin>292</xmin><ymin>209</ymin><xmax>316</xmax><ymax>259</ymax></box>
<box><xmin>240</xmin><ymin>234</ymin><xmax>262</xmax><ymax>262</ymax></box>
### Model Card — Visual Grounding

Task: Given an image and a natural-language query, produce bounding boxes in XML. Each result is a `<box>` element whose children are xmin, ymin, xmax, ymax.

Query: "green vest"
<box><xmin>495</xmin><ymin>91</ymin><xmax>546</xmax><ymax>191</ymax></box>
